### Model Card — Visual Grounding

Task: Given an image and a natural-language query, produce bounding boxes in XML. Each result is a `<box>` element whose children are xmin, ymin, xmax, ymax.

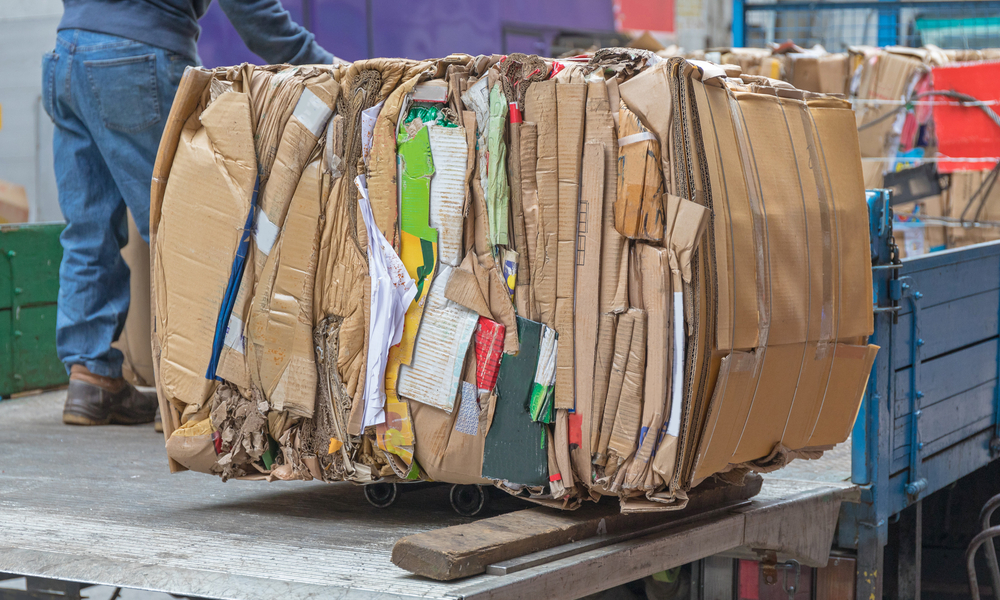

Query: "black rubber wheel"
<box><xmin>449</xmin><ymin>484</ymin><xmax>490</xmax><ymax>516</ymax></box>
<box><xmin>364</xmin><ymin>482</ymin><xmax>399</xmax><ymax>508</ymax></box>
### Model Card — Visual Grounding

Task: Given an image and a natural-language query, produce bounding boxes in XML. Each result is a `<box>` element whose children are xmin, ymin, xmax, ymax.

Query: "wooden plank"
<box><xmin>893</xmin><ymin>289</ymin><xmax>999</xmax><ymax>370</ymax></box>
<box><xmin>452</xmin><ymin>485</ymin><xmax>854</xmax><ymax>600</ymax></box>
<box><xmin>455</xmin><ymin>513</ymin><xmax>746</xmax><ymax>600</ymax></box>
<box><xmin>893</xmin><ymin>380</ymin><xmax>997</xmax><ymax>451</ymax></box>
<box><xmin>897</xmin><ymin>253</ymin><xmax>1000</xmax><ymax>317</ymax></box>
<box><xmin>739</xmin><ymin>486</ymin><xmax>847</xmax><ymax>567</ymax></box>
<box><xmin>817</xmin><ymin>556</ymin><xmax>856</xmax><ymax>600</ymax></box>
<box><xmin>885</xmin><ymin>427</ymin><xmax>997</xmax><ymax>516</ymax></box>
<box><xmin>391</xmin><ymin>477</ymin><xmax>762</xmax><ymax>581</ymax></box>
<box><xmin>893</xmin><ymin>338</ymin><xmax>997</xmax><ymax>417</ymax></box>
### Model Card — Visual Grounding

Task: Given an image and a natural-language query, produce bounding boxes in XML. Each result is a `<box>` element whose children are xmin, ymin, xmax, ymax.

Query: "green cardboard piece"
<box><xmin>482</xmin><ymin>316</ymin><xmax>549</xmax><ymax>486</ymax></box>
<box><xmin>397</xmin><ymin>125</ymin><xmax>437</xmax><ymax>243</ymax></box>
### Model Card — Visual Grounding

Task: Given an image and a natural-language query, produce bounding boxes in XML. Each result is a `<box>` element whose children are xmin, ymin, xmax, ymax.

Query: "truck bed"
<box><xmin>0</xmin><ymin>390</ymin><xmax>857</xmax><ymax>600</ymax></box>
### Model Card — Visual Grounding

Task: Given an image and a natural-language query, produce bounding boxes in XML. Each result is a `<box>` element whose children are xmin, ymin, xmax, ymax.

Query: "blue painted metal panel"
<box><xmin>847</xmin><ymin>189</ymin><xmax>1000</xmax><ymax>596</ymax></box>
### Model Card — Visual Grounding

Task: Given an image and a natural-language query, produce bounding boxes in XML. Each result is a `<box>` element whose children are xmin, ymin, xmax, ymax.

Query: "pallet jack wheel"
<box><xmin>449</xmin><ymin>484</ymin><xmax>490</xmax><ymax>517</ymax></box>
<box><xmin>364</xmin><ymin>482</ymin><xmax>399</xmax><ymax>508</ymax></box>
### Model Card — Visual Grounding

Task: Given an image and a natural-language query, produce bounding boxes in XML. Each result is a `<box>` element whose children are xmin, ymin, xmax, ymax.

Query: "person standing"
<box><xmin>44</xmin><ymin>0</ymin><xmax>336</xmax><ymax>426</ymax></box>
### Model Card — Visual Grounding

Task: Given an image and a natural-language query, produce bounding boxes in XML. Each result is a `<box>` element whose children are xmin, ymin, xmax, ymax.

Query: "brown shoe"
<box><xmin>62</xmin><ymin>365</ymin><xmax>158</xmax><ymax>426</ymax></box>
<box><xmin>154</xmin><ymin>405</ymin><xmax>163</xmax><ymax>432</ymax></box>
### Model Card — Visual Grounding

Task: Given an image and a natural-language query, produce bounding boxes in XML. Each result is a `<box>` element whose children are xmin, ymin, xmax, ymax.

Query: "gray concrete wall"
<box><xmin>0</xmin><ymin>0</ymin><xmax>63</xmax><ymax>223</ymax></box>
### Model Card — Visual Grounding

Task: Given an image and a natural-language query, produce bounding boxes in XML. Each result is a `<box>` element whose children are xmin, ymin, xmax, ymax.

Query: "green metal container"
<box><xmin>0</xmin><ymin>223</ymin><xmax>67</xmax><ymax>397</ymax></box>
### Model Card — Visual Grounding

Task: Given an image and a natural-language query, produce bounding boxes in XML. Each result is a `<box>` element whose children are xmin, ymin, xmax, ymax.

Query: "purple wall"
<box><xmin>196</xmin><ymin>0</ymin><xmax>615</xmax><ymax>67</ymax></box>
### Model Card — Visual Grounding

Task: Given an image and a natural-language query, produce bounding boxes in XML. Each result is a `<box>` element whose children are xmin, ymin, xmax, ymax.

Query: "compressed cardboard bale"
<box><xmin>853</xmin><ymin>51</ymin><xmax>925</xmax><ymax>179</ymax></box>
<box><xmin>150</xmin><ymin>54</ymin><xmax>880</xmax><ymax>512</ymax></box>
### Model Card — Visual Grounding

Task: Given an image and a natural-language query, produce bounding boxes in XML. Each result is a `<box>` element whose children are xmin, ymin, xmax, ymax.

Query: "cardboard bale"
<box><xmin>150</xmin><ymin>55</ymin><xmax>878</xmax><ymax>512</ymax></box>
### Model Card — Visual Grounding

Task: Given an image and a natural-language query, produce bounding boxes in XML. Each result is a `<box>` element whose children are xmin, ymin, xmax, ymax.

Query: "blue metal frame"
<box><xmin>844</xmin><ymin>189</ymin><xmax>1000</xmax><ymax>597</ymax></box>
<box><xmin>735</xmin><ymin>0</ymin><xmax>1000</xmax><ymax>49</ymax></box>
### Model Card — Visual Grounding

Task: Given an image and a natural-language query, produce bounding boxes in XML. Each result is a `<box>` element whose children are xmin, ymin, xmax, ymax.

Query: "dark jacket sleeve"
<box><xmin>217</xmin><ymin>0</ymin><xmax>334</xmax><ymax>65</ymax></box>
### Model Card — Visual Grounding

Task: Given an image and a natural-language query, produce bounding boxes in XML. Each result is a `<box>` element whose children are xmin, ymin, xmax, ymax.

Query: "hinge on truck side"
<box><xmin>869</xmin><ymin>189</ymin><xmax>902</xmax><ymax>324</ymax></box>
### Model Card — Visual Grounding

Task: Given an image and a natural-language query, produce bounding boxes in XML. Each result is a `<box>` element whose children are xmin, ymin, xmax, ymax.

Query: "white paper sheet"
<box><xmin>427</xmin><ymin>125</ymin><xmax>468</xmax><ymax>268</ymax></box>
<box><xmin>356</xmin><ymin>175</ymin><xmax>417</xmax><ymax>427</ymax></box>
<box><xmin>361</xmin><ymin>100</ymin><xmax>385</xmax><ymax>169</ymax></box>
<box><xmin>398</xmin><ymin>265</ymin><xmax>479</xmax><ymax>413</ymax></box>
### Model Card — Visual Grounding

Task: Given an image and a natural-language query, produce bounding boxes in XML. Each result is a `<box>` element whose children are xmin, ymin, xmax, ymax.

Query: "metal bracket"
<box><xmin>869</xmin><ymin>190</ymin><xmax>902</xmax><ymax>323</ymax></box>
<box><xmin>905</xmin><ymin>283</ymin><xmax>927</xmax><ymax>500</ymax></box>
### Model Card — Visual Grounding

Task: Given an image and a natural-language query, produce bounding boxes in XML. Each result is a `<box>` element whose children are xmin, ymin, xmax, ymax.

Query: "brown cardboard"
<box><xmin>245</xmin><ymin>160</ymin><xmax>323</xmax><ymax>418</ymax></box>
<box><xmin>682</xmin><ymin>66</ymin><xmax>878</xmax><ymax>488</ymax></box>
<box><xmin>524</xmin><ymin>81</ymin><xmax>559</xmax><ymax>328</ymax></box>
<box><xmin>586</xmin><ymin>80</ymin><xmax>626</xmax><ymax>449</ymax></box>
<box><xmin>594</xmin><ymin>309</ymin><xmax>637</xmax><ymax>467</ymax></box>
<box><xmin>164</xmin><ymin>418</ymin><xmax>218</xmax><ymax>474</ymax></box>
<box><xmin>155</xmin><ymin>88</ymin><xmax>256</xmax><ymax>412</ymax></box>
<box><xmin>0</xmin><ymin>179</ymin><xmax>29</xmax><ymax>224</ymax></box>
<box><xmin>114</xmin><ymin>210</ymin><xmax>155</xmax><ymax>387</ymax></box>
<box><xmin>615</xmin><ymin>103</ymin><xmax>666</xmax><ymax>242</ymax></box>
<box><xmin>853</xmin><ymin>51</ymin><xmax>924</xmax><ymax>179</ymax></box>
<box><xmin>554</xmin><ymin>82</ymin><xmax>587</xmax><ymax>410</ymax></box>
<box><xmin>216</xmin><ymin>74</ymin><xmax>337</xmax><ymax>387</ymax></box>
<box><xmin>618</xmin><ymin>61</ymin><xmax>672</xmax><ymax>181</ymax></box>
<box><xmin>570</xmin><ymin>141</ymin><xmax>605</xmax><ymax>486</ymax></box>
<box><xmin>410</xmin><ymin>345</ymin><xmax>493</xmax><ymax>485</ymax></box>
<box><xmin>518</xmin><ymin>122</ymin><xmax>540</xmax><ymax>320</ymax></box>
<box><xmin>689</xmin><ymin>78</ymin><xmax>759</xmax><ymax>351</ymax></box>
<box><xmin>605</xmin><ymin>308</ymin><xmax>647</xmax><ymax>476</ymax></box>
<box><xmin>621</xmin><ymin>243</ymin><xmax>669</xmax><ymax>492</ymax></box>
<box><xmin>150</xmin><ymin>56</ymin><xmax>879</xmax><ymax>509</ymax></box>
<box><xmin>150</xmin><ymin>66</ymin><xmax>214</xmax><ymax>470</ymax></box>
<box><xmin>788</xmin><ymin>54</ymin><xmax>849</xmax><ymax>96</ymax></box>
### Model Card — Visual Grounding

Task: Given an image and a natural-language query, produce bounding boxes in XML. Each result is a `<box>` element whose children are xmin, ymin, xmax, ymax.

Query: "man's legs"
<box><xmin>45</xmin><ymin>30</ymin><xmax>191</xmax><ymax>424</ymax></box>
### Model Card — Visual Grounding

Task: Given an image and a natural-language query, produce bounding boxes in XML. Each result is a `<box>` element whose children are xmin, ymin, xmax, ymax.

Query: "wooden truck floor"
<box><xmin>0</xmin><ymin>390</ymin><xmax>857</xmax><ymax>600</ymax></box>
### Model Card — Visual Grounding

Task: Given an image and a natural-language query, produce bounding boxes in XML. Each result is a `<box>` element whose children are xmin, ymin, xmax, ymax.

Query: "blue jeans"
<box><xmin>42</xmin><ymin>29</ymin><xmax>196</xmax><ymax>378</ymax></box>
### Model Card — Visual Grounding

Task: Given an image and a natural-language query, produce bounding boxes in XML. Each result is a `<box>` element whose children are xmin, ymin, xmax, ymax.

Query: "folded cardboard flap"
<box><xmin>156</xmin><ymin>88</ymin><xmax>257</xmax><ymax>411</ymax></box>
<box><xmin>114</xmin><ymin>210</ymin><xmax>155</xmax><ymax>387</ymax></box>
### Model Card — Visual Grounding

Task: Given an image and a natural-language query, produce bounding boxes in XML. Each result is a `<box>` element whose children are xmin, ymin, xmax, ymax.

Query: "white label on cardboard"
<box><xmin>427</xmin><ymin>125</ymin><xmax>469</xmax><ymax>268</ymax></box>
<box><xmin>398</xmin><ymin>265</ymin><xmax>479</xmax><ymax>413</ymax></box>
<box><xmin>361</xmin><ymin>100</ymin><xmax>385</xmax><ymax>169</ymax></box>
<box><xmin>292</xmin><ymin>88</ymin><xmax>333</xmax><ymax>138</ymax></box>
<box><xmin>667</xmin><ymin>290</ymin><xmax>684</xmax><ymax>438</ymax></box>
<box><xmin>223</xmin><ymin>314</ymin><xmax>245</xmax><ymax>354</ymax></box>
<box><xmin>902</xmin><ymin>225</ymin><xmax>925</xmax><ymax>258</ymax></box>
<box><xmin>688</xmin><ymin>59</ymin><xmax>727</xmax><ymax>81</ymax></box>
<box><xmin>254</xmin><ymin>209</ymin><xmax>280</xmax><ymax>255</ymax></box>
<box><xmin>617</xmin><ymin>132</ymin><xmax>657</xmax><ymax>147</ymax></box>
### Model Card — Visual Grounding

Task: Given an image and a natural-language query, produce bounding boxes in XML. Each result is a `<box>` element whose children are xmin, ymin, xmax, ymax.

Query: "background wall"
<box><xmin>0</xmin><ymin>0</ymin><xmax>62</xmax><ymax>223</ymax></box>
<box><xmin>0</xmin><ymin>0</ymin><xmax>734</xmax><ymax>223</ymax></box>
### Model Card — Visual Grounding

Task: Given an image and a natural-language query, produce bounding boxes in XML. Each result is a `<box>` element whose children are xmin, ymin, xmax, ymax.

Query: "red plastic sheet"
<box><xmin>932</xmin><ymin>61</ymin><xmax>1000</xmax><ymax>173</ymax></box>
<box><xmin>474</xmin><ymin>317</ymin><xmax>504</xmax><ymax>391</ymax></box>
